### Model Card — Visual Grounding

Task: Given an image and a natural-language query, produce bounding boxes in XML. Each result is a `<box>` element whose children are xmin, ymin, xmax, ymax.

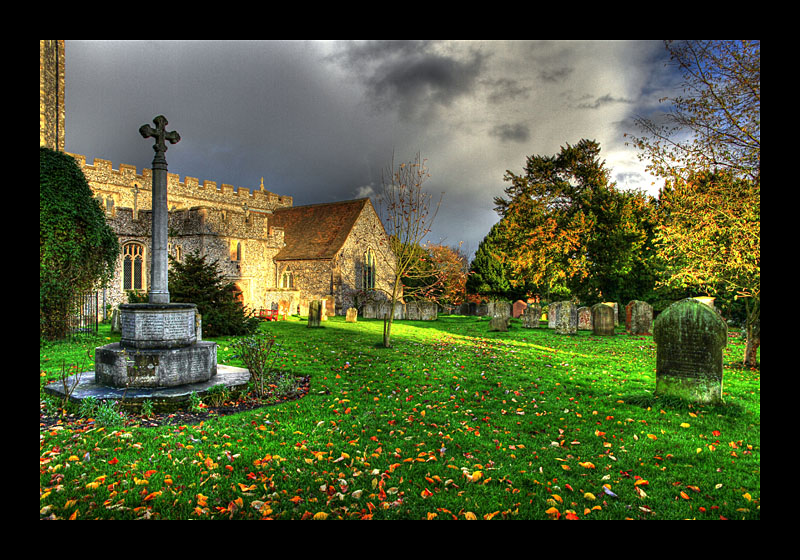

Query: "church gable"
<box><xmin>270</xmin><ymin>198</ymin><xmax>370</xmax><ymax>261</ymax></box>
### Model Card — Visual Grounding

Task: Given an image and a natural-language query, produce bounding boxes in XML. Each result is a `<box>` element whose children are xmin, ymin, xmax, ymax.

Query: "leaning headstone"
<box><xmin>577</xmin><ymin>306</ymin><xmax>592</xmax><ymax>330</ymax></box>
<box><xmin>653</xmin><ymin>298</ymin><xmax>727</xmax><ymax>403</ymax></box>
<box><xmin>512</xmin><ymin>300</ymin><xmax>527</xmax><ymax>318</ymax></box>
<box><xmin>488</xmin><ymin>315</ymin><xmax>511</xmax><ymax>332</ymax></box>
<box><xmin>346</xmin><ymin>307</ymin><xmax>358</xmax><ymax>323</ymax></box>
<box><xmin>626</xmin><ymin>300</ymin><xmax>653</xmax><ymax>335</ymax></box>
<box><xmin>521</xmin><ymin>305</ymin><xmax>542</xmax><ymax>328</ymax></box>
<box><xmin>554</xmin><ymin>302</ymin><xmax>577</xmax><ymax>334</ymax></box>
<box><xmin>307</xmin><ymin>300</ymin><xmax>322</xmax><ymax>328</ymax></box>
<box><xmin>591</xmin><ymin>303</ymin><xmax>615</xmax><ymax>336</ymax></box>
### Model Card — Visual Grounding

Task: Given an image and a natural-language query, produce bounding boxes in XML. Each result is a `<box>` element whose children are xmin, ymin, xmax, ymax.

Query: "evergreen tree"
<box><xmin>168</xmin><ymin>252</ymin><xmax>259</xmax><ymax>337</ymax></box>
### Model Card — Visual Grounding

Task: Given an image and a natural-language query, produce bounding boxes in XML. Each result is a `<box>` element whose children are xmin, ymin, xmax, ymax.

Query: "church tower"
<box><xmin>40</xmin><ymin>40</ymin><xmax>65</xmax><ymax>151</ymax></box>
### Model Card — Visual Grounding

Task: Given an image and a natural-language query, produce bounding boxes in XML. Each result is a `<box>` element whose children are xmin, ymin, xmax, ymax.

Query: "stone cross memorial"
<box><xmin>139</xmin><ymin>115</ymin><xmax>180</xmax><ymax>304</ymax></box>
<box><xmin>93</xmin><ymin>116</ymin><xmax>217</xmax><ymax>388</ymax></box>
<box><xmin>653</xmin><ymin>298</ymin><xmax>727</xmax><ymax>403</ymax></box>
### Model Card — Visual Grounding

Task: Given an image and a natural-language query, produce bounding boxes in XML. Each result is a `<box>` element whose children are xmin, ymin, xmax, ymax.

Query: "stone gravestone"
<box><xmin>554</xmin><ymin>301</ymin><xmax>577</xmax><ymax>334</ymax></box>
<box><xmin>110</xmin><ymin>306</ymin><xmax>122</xmax><ymax>333</ymax></box>
<box><xmin>626</xmin><ymin>300</ymin><xmax>653</xmax><ymax>335</ymax></box>
<box><xmin>346</xmin><ymin>307</ymin><xmax>358</xmax><ymax>323</ymax></box>
<box><xmin>512</xmin><ymin>300</ymin><xmax>527</xmax><ymax>318</ymax></box>
<box><xmin>488</xmin><ymin>301</ymin><xmax>511</xmax><ymax>320</ymax></box>
<box><xmin>653</xmin><ymin>298</ymin><xmax>727</xmax><ymax>403</ymax></box>
<box><xmin>488</xmin><ymin>316</ymin><xmax>511</xmax><ymax>332</ymax></box>
<box><xmin>602</xmin><ymin>302</ymin><xmax>619</xmax><ymax>325</ymax></box>
<box><xmin>307</xmin><ymin>300</ymin><xmax>322</xmax><ymax>328</ymax></box>
<box><xmin>577</xmin><ymin>306</ymin><xmax>592</xmax><ymax>330</ymax></box>
<box><xmin>278</xmin><ymin>299</ymin><xmax>290</xmax><ymax>320</ymax></box>
<box><xmin>521</xmin><ymin>305</ymin><xmax>541</xmax><ymax>328</ymax></box>
<box><xmin>547</xmin><ymin>302</ymin><xmax>562</xmax><ymax>329</ymax></box>
<box><xmin>591</xmin><ymin>303</ymin><xmax>615</xmax><ymax>336</ymax></box>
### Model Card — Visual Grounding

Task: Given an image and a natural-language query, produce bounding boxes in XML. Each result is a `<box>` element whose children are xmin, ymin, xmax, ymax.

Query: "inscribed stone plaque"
<box><xmin>653</xmin><ymin>298</ymin><xmax>727</xmax><ymax>403</ymax></box>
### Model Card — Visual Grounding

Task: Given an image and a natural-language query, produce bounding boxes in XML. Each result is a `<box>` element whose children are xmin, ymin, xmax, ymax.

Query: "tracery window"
<box><xmin>280</xmin><ymin>269</ymin><xmax>294</xmax><ymax>289</ymax></box>
<box><xmin>122</xmin><ymin>242</ymin><xmax>146</xmax><ymax>292</ymax></box>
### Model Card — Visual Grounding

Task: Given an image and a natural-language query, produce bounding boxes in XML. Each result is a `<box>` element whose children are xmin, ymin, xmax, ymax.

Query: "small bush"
<box><xmin>231</xmin><ymin>334</ymin><xmax>281</xmax><ymax>398</ymax></box>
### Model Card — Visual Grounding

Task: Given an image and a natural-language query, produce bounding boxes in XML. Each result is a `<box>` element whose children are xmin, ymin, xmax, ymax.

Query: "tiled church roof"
<box><xmin>271</xmin><ymin>198</ymin><xmax>370</xmax><ymax>260</ymax></box>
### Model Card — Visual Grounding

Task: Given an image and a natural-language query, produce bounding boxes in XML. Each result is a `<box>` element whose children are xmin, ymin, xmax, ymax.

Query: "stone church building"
<box><xmin>40</xmin><ymin>40</ymin><xmax>396</xmax><ymax>317</ymax></box>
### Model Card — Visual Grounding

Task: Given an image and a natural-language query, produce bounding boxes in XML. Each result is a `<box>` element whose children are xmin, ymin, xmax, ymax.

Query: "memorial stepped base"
<box><xmin>43</xmin><ymin>303</ymin><xmax>248</xmax><ymax>410</ymax></box>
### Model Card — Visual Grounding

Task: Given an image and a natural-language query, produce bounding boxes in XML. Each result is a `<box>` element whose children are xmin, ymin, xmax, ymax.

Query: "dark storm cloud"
<box><xmin>328</xmin><ymin>40</ymin><xmax>486</xmax><ymax>121</ymax></box>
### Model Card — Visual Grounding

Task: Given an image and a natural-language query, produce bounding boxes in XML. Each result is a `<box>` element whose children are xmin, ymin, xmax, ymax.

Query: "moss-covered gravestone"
<box><xmin>653</xmin><ymin>298</ymin><xmax>727</xmax><ymax>403</ymax></box>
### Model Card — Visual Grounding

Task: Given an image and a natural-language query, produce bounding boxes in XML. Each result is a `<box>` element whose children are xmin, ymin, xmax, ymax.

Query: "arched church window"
<box><xmin>363</xmin><ymin>248</ymin><xmax>376</xmax><ymax>290</ymax></box>
<box><xmin>122</xmin><ymin>242</ymin><xmax>146</xmax><ymax>292</ymax></box>
<box><xmin>281</xmin><ymin>269</ymin><xmax>294</xmax><ymax>289</ymax></box>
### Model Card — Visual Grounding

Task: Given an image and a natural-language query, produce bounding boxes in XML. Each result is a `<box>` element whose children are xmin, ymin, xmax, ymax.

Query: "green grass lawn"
<box><xmin>39</xmin><ymin>315</ymin><xmax>760</xmax><ymax>520</ymax></box>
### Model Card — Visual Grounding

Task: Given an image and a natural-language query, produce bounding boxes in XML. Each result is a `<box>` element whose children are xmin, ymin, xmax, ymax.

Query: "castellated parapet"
<box><xmin>68</xmin><ymin>153</ymin><xmax>293</xmax><ymax>215</ymax></box>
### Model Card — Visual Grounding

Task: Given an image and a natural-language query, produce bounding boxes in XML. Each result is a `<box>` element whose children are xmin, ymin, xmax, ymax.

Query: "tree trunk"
<box><xmin>743</xmin><ymin>315</ymin><xmax>760</xmax><ymax>367</ymax></box>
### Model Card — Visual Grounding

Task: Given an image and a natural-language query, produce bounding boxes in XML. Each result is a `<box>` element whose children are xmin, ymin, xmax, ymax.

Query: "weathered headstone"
<box><xmin>547</xmin><ymin>302</ymin><xmax>562</xmax><ymax>329</ymax></box>
<box><xmin>346</xmin><ymin>307</ymin><xmax>358</xmax><ymax>323</ymax></box>
<box><xmin>278</xmin><ymin>299</ymin><xmax>290</xmax><ymax>320</ymax></box>
<box><xmin>554</xmin><ymin>301</ymin><xmax>577</xmax><ymax>334</ymax></box>
<box><xmin>625</xmin><ymin>300</ymin><xmax>653</xmax><ymax>335</ymax></box>
<box><xmin>602</xmin><ymin>302</ymin><xmax>619</xmax><ymax>325</ymax></box>
<box><xmin>488</xmin><ymin>315</ymin><xmax>511</xmax><ymax>332</ymax></box>
<box><xmin>418</xmin><ymin>301</ymin><xmax>438</xmax><ymax>320</ymax></box>
<box><xmin>110</xmin><ymin>306</ymin><xmax>121</xmax><ymax>333</ymax></box>
<box><xmin>577</xmin><ymin>306</ymin><xmax>592</xmax><ymax>330</ymax></box>
<box><xmin>488</xmin><ymin>301</ymin><xmax>511</xmax><ymax>320</ymax></box>
<box><xmin>591</xmin><ymin>303</ymin><xmax>615</xmax><ymax>336</ymax></box>
<box><xmin>323</xmin><ymin>295</ymin><xmax>335</xmax><ymax>318</ymax></box>
<box><xmin>653</xmin><ymin>298</ymin><xmax>727</xmax><ymax>403</ymax></box>
<box><xmin>307</xmin><ymin>300</ymin><xmax>322</xmax><ymax>328</ymax></box>
<box><xmin>512</xmin><ymin>300</ymin><xmax>527</xmax><ymax>318</ymax></box>
<box><xmin>521</xmin><ymin>305</ymin><xmax>542</xmax><ymax>328</ymax></box>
